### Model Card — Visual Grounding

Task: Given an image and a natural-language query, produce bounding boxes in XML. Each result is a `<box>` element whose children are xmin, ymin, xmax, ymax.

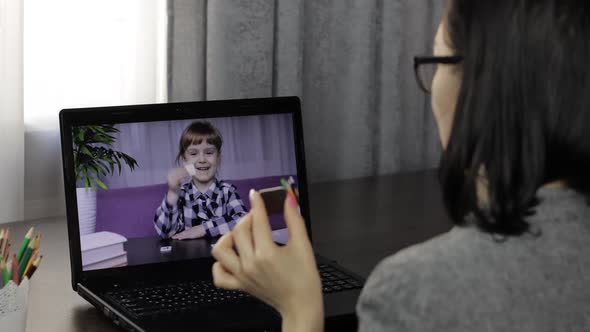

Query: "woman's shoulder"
<box><xmin>356</xmin><ymin>191</ymin><xmax>590</xmax><ymax>331</ymax></box>
<box><xmin>369</xmin><ymin>187</ymin><xmax>590</xmax><ymax>279</ymax></box>
<box><xmin>356</xmin><ymin>226</ymin><xmax>522</xmax><ymax>331</ymax></box>
<box><xmin>356</xmin><ymin>227</ymin><xmax>482</xmax><ymax>330</ymax></box>
<box><xmin>362</xmin><ymin>226</ymin><xmax>482</xmax><ymax>293</ymax></box>
<box><xmin>361</xmin><ymin>190</ymin><xmax>590</xmax><ymax>297</ymax></box>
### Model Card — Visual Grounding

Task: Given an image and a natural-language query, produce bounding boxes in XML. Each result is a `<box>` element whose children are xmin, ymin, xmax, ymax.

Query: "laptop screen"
<box><xmin>74</xmin><ymin>113</ymin><xmax>298</xmax><ymax>271</ymax></box>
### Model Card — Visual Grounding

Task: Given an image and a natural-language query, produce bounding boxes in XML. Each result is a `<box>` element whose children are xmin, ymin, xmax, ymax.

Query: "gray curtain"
<box><xmin>168</xmin><ymin>0</ymin><xmax>444</xmax><ymax>182</ymax></box>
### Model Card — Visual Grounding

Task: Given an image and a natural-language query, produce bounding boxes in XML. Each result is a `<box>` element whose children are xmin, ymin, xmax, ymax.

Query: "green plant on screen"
<box><xmin>73</xmin><ymin>124</ymin><xmax>138</xmax><ymax>190</ymax></box>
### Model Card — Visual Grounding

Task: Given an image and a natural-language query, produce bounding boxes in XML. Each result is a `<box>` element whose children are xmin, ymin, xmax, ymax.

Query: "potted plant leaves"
<box><xmin>73</xmin><ymin>124</ymin><xmax>138</xmax><ymax>235</ymax></box>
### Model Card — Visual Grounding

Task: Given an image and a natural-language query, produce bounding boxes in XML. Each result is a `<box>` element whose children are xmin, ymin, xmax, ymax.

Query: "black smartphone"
<box><xmin>258</xmin><ymin>186</ymin><xmax>287</xmax><ymax>215</ymax></box>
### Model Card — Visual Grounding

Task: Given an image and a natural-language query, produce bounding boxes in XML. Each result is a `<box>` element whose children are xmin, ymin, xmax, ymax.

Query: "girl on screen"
<box><xmin>154</xmin><ymin>121</ymin><xmax>248</xmax><ymax>240</ymax></box>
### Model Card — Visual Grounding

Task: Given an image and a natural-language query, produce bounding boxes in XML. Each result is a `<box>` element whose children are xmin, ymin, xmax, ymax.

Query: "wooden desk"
<box><xmin>4</xmin><ymin>170</ymin><xmax>452</xmax><ymax>331</ymax></box>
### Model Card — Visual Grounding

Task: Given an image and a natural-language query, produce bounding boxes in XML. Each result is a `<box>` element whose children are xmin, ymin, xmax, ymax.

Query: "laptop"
<box><xmin>59</xmin><ymin>97</ymin><xmax>364</xmax><ymax>331</ymax></box>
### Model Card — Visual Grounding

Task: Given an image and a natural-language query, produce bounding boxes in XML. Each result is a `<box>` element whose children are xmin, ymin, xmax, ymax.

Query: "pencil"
<box><xmin>26</xmin><ymin>255</ymin><xmax>42</xmax><ymax>279</ymax></box>
<box><xmin>18</xmin><ymin>236</ymin><xmax>36</xmax><ymax>277</ymax></box>
<box><xmin>4</xmin><ymin>243</ymin><xmax>10</xmax><ymax>263</ymax></box>
<box><xmin>280</xmin><ymin>178</ymin><xmax>298</xmax><ymax>204</ymax></box>
<box><xmin>1</xmin><ymin>258</ymin><xmax>8</xmax><ymax>285</ymax></box>
<box><xmin>34</xmin><ymin>233</ymin><xmax>42</xmax><ymax>251</ymax></box>
<box><xmin>23</xmin><ymin>251</ymin><xmax>37</xmax><ymax>279</ymax></box>
<box><xmin>288</xmin><ymin>176</ymin><xmax>299</xmax><ymax>198</ymax></box>
<box><xmin>0</xmin><ymin>229</ymin><xmax>8</xmax><ymax>258</ymax></box>
<box><xmin>31</xmin><ymin>233</ymin><xmax>41</xmax><ymax>260</ymax></box>
<box><xmin>16</xmin><ymin>227</ymin><xmax>34</xmax><ymax>262</ymax></box>
<box><xmin>3</xmin><ymin>229</ymin><xmax>10</xmax><ymax>251</ymax></box>
<box><xmin>0</xmin><ymin>260</ymin><xmax>3</xmax><ymax>289</ymax></box>
<box><xmin>0</xmin><ymin>229</ymin><xmax>4</xmax><ymax>256</ymax></box>
<box><xmin>11</xmin><ymin>253</ymin><xmax>19</xmax><ymax>285</ymax></box>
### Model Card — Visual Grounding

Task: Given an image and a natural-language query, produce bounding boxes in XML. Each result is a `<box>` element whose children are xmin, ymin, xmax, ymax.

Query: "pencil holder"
<box><xmin>0</xmin><ymin>277</ymin><xmax>30</xmax><ymax>332</ymax></box>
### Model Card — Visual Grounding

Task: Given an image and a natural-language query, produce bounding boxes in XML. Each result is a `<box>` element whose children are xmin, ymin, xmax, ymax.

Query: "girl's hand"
<box><xmin>211</xmin><ymin>190</ymin><xmax>324</xmax><ymax>332</ymax></box>
<box><xmin>172</xmin><ymin>225</ymin><xmax>206</xmax><ymax>240</ymax></box>
<box><xmin>167</xmin><ymin>167</ymin><xmax>190</xmax><ymax>192</ymax></box>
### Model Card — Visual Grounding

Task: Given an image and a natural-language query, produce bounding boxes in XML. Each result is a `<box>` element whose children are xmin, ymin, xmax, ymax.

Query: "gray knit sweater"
<box><xmin>356</xmin><ymin>187</ymin><xmax>590</xmax><ymax>331</ymax></box>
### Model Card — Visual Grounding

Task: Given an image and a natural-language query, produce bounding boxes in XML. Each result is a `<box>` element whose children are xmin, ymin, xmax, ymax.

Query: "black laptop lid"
<box><xmin>59</xmin><ymin>97</ymin><xmax>311</xmax><ymax>290</ymax></box>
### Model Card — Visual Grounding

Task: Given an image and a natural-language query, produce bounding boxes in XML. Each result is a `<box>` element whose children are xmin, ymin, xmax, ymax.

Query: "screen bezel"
<box><xmin>59</xmin><ymin>97</ymin><xmax>311</xmax><ymax>290</ymax></box>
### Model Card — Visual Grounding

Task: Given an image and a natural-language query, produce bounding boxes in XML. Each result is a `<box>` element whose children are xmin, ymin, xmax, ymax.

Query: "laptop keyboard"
<box><xmin>106</xmin><ymin>264</ymin><xmax>362</xmax><ymax>318</ymax></box>
<box><xmin>106</xmin><ymin>280</ymin><xmax>252</xmax><ymax>318</ymax></box>
<box><xmin>318</xmin><ymin>263</ymin><xmax>363</xmax><ymax>293</ymax></box>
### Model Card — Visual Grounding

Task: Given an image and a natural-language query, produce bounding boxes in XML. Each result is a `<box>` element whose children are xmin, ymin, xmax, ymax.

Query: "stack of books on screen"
<box><xmin>81</xmin><ymin>231</ymin><xmax>128</xmax><ymax>271</ymax></box>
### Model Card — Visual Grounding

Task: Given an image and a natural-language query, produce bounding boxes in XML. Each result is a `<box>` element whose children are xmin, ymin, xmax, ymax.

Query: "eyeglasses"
<box><xmin>414</xmin><ymin>55</ymin><xmax>462</xmax><ymax>94</ymax></box>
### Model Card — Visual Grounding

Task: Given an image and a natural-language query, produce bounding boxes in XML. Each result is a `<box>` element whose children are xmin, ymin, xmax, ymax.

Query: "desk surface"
<box><xmin>5</xmin><ymin>170</ymin><xmax>452</xmax><ymax>332</ymax></box>
<box><xmin>116</xmin><ymin>228</ymin><xmax>288</xmax><ymax>267</ymax></box>
<box><xmin>124</xmin><ymin>236</ymin><xmax>214</xmax><ymax>266</ymax></box>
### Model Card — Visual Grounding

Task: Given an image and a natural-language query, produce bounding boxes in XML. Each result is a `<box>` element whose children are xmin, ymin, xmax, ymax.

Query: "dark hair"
<box><xmin>176</xmin><ymin>121</ymin><xmax>223</xmax><ymax>164</ymax></box>
<box><xmin>440</xmin><ymin>0</ymin><xmax>590</xmax><ymax>235</ymax></box>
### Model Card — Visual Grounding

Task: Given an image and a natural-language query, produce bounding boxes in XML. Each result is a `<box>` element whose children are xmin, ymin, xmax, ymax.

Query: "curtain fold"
<box><xmin>168</xmin><ymin>0</ymin><xmax>445</xmax><ymax>182</ymax></box>
<box><xmin>167</xmin><ymin>0</ymin><xmax>207</xmax><ymax>101</ymax></box>
<box><xmin>0</xmin><ymin>0</ymin><xmax>24</xmax><ymax>224</ymax></box>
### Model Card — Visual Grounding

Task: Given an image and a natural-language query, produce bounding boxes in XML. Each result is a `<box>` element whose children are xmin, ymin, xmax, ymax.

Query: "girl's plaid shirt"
<box><xmin>154</xmin><ymin>179</ymin><xmax>248</xmax><ymax>239</ymax></box>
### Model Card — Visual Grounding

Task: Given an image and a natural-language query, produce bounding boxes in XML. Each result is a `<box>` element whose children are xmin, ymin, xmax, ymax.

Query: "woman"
<box><xmin>211</xmin><ymin>0</ymin><xmax>590</xmax><ymax>331</ymax></box>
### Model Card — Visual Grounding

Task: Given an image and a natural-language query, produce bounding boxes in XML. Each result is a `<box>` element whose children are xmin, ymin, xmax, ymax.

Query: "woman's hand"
<box><xmin>172</xmin><ymin>225</ymin><xmax>206</xmax><ymax>240</ymax></box>
<box><xmin>211</xmin><ymin>190</ymin><xmax>324</xmax><ymax>332</ymax></box>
